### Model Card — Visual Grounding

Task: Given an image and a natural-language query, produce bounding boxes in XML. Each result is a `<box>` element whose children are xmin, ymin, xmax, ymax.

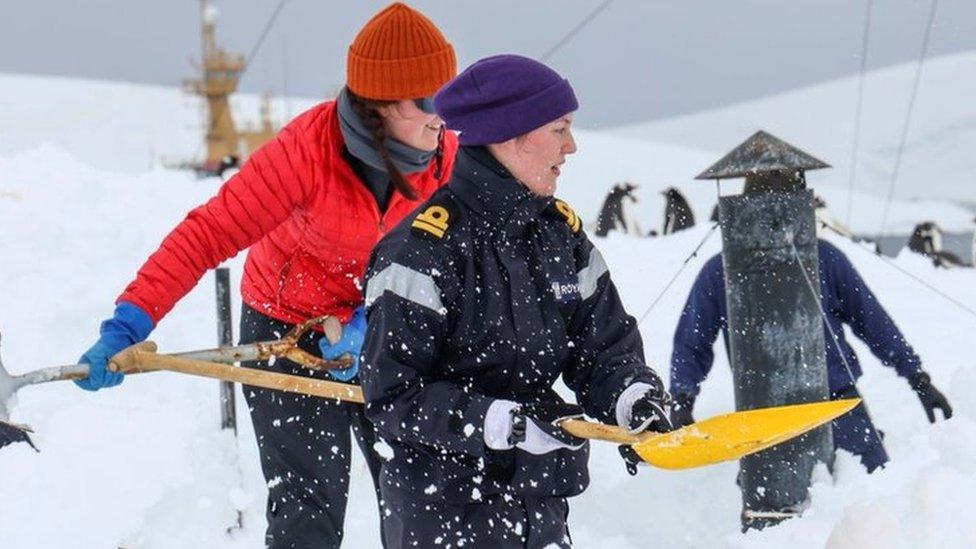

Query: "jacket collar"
<box><xmin>336</xmin><ymin>87</ymin><xmax>435</xmax><ymax>174</ymax></box>
<box><xmin>321</xmin><ymin>100</ymin><xmax>446</xmax><ymax>216</ymax></box>
<box><xmin>451</xmin><ymin>146</ymin><xmax>550</xmax><ymax>225</ymax></box>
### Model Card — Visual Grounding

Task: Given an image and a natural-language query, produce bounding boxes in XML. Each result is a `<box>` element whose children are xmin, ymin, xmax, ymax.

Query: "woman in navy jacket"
<box><xmin>361</xmin><ymin>55</ymin><xmax>673</xmax><ymax>548</ymax></box>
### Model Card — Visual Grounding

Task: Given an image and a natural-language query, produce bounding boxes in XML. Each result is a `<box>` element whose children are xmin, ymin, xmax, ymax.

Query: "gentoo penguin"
<box><xmin>971</xmin><ymin>217</ymin><xmax>975</xmax><ymax>267</ymax></box>
<box><xmin>595</xmin><ymin>182</ymin><xmax>639</xmax><ymax>237</ymax></box>
<box><xmin>908</xmin><ymin>221</ymin><xmax>967</xmax><ymax>268</ymax></box>
<box><xmin>661</xmin><ymin>187</ymin><xmax>695</xmax><ymax>235</ymax></box>
<box><xmin>813</xmin><ymin>196</ymin><xmax>854</xmax><ymax>238</ymax></box>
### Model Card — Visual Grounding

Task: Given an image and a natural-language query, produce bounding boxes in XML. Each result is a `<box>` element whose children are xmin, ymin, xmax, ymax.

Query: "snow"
<box><xmin>0</xmin><ymin>72</ymin><xmax>974</xmax><ymax>548</ymax></box>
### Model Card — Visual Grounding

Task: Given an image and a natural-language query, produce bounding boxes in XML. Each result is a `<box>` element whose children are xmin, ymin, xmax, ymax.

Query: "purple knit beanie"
<box><xmin>434</xmin><ymin>54</ymin><xmax>578</xmax><ymax>146</ymax></box>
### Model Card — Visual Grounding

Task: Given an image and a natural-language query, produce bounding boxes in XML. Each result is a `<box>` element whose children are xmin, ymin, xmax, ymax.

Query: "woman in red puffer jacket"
<box><xmin>76</xmin><ymin>4</ymin><xmax>458</xmax><ymax>547</ymax></box>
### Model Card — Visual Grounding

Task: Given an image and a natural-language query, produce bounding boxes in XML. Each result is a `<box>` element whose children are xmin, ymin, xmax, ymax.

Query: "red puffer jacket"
<box><xmin>118</xmin><ymin>101</ymin><xmax>458</xmax><ymax>326</ymax></box>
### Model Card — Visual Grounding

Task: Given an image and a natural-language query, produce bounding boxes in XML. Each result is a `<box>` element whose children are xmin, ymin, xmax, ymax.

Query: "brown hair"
<box><xmin>346</xmin><ymin>90</ymin><xmax>418</xmax><ymax>200</ymax></box>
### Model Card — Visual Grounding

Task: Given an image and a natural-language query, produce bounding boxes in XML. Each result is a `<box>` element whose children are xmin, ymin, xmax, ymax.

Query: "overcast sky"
<box><xmin>3</xmin><ymin>1</ymin><xmax>974</xmax><ymax>128</ymax></box>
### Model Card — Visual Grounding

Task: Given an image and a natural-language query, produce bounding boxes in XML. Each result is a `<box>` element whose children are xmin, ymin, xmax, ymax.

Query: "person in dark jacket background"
<box><xmin>361</xmin><ymin>55</ymin><xmax>673</xmax><ymax>548</ymax></box>
<box><xmin>670</xmin><ymin>239</ymin><xmax>953</xmax><ymax>473</ymax></box>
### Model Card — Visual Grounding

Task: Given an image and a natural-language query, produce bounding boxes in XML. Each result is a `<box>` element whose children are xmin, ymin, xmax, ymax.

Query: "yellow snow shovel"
<box><xmin>559</xmin><ymin>398</ymin><xmax>860</xmax><ymax>469</ymax></box>
<box><xmin>103</xmin><ymin>342</ymin><xmax>857</xmax><ymax>470</ymax></box>
<box><xmin>3</xmin><ymin>336</ymin><xmax>858</xmax><ymax>469</ymax></box>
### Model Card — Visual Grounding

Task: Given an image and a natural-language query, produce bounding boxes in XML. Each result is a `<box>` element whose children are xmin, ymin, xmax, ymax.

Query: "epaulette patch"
<box><xmin>411</xmin><ymin>201</ymin><xmax>455</xmax><ymax>240</ymax></box>
<box><xmin>552</xmin><ymin>199</ymin><xmax>582</xmax><ymax>234</ymax></box>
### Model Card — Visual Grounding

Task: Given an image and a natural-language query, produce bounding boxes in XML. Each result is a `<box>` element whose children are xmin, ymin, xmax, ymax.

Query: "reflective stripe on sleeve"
<box><xmin>577</xmin><ymin>246</ymin><xmax>609</xmax><ymax>301</ymax></box>
<box><xmin>365</xmin><ymin>263</ymin><xmax>446</xmax><ymax>315</ymax></box>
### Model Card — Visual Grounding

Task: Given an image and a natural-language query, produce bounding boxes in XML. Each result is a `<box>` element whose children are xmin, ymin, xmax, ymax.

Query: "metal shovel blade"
<box><xmin>632</xmin><ymin>398</ymin><xmax>860</xmax><ymax>470</ymax></box>
<box><xmin>0</xmin><ymin>420</ymin><xmax>38</xmax><ymax>451</ymax></box>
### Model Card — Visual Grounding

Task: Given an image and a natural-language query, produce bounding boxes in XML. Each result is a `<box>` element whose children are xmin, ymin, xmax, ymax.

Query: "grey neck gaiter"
<box><xmin>337</xmin><ymin>87</ymin><xmax>435</xmax><ymax>175</ymax></box>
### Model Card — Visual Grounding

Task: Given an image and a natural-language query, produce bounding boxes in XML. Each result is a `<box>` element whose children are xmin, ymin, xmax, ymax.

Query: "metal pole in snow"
<box><xmin>695</xmin><ymin>131</ymin><xmax>835</xmax><ymax>531</ymax></box>
<box><xmin>215</xmin><ymin>267</ymin><xmax>238</xmax><ymax>434</ymax></box>
<box><xmin>719</xmin><ymin>187</ymin><xmax>833</xmax><ymax>531</ymax></box>
<box><xmin>215</xmin><ymin>267</ymin><xmax>245</xmax><ymax>530</ymax></box>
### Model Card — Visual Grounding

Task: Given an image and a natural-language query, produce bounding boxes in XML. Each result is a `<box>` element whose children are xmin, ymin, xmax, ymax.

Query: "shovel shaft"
<box><xmin>109</xmin><ymin>342</ymin><xmax>363</xmax><ymax>403</ymax></box>
<box><xmin>175</xmin><ymin>341</ymin><xmax>350</xmax><ymax>371</ymax></box>
<box><xmin>13</xmin><ymin>363</ymin><xmax>91</xmax><ymax>388</ymax></box>
<box><xmin>175</xmin><ymin>345</ymin><xmax>265</xmax><ymax>364</ymax></box>
<box><xmin>560</xmin><ymin>418</ymin><xmax>641</xmax><ymax>445</ymax></box>
<box><xmin>106</xmin><ymin>344</ymin><xmax>635</xmax><ymax>442</ymax></box>
<box><xmin>9</xmin><ymin>340</ymin><xmax>348</xmax><ymax>392</ymax></box>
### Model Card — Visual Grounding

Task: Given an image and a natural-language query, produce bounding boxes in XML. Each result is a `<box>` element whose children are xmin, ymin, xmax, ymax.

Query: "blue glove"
<box><xmin>75</xmin><ymin>302</ymin><xmax>154</xmax><ymax>391</ymax></box>
<box><xmin>318</xmin><ymin>306</ymin><xmax>366</xmax><ymax>382</ymax></box>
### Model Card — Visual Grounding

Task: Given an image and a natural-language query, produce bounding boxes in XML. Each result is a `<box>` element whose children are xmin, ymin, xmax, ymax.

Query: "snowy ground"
<box><xmin>0</xmin><ymin>73</ymin><xmax>974</xmax><ymax>548</ymax></box>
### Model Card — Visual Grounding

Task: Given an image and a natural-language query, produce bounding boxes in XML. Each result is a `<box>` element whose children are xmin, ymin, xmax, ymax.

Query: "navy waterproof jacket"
<box><xmin>670</xmin><ymin>240</ymin><xmax>923</xmax><ymax>399</ymax></box>
<box><xmin>361</xmin><ymin>146</ymin><xmax>662</xmax><ymax>504</ymax></box>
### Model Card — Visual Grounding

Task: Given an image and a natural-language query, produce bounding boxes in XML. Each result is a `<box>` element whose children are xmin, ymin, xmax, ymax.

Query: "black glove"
<box><xmin>670</xmin><ymin>393</ymin><xmax>696</xmax><ymax>429</ymax></box>
<box><xmin>510</xmin><ymin>402</ymin><xmax>587</xmax><ymax>455</ymax></box>
<box><xmin>910</xmin><ymin>372</ymin><xmax>953</xmax><ymax>423</ymax></box>
<box><xmin>619</xmin><ymin>386</ymin><xmax>674</xmax><ymax>475</ymax></box>
<box><xmin>627</xmin><ymin>391</ymin><xmax>674</xmax><ymax>435</ymax></box>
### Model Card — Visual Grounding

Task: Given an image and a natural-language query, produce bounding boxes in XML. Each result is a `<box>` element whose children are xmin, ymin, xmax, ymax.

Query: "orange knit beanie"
<box><xmin>347</xmin><ymin>2</ymin><xmax>457</xmax><ymax>101</ymax></box>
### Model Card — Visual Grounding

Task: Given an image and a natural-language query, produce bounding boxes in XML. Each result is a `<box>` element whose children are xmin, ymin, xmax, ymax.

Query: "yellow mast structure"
<box><xmin>184</xmin><ymin>0</ymin><xmax>277</xmax><ymax>172</ymax></box>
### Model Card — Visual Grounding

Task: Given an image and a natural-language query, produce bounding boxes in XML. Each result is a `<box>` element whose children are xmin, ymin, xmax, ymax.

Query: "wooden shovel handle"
<box><xmin>108</xmin><ymin>342</ymin><xmax>363</xmax><ymax>403</ymax></box>
<box><xmin>104</xmin><ymin>344</ymin><xmax>629</xmax><ymax>442</ymax></box>
<box><xmin>559</xmin><ymin>418</ymin><xmax>643</xmax><ymax>445</ymax></box>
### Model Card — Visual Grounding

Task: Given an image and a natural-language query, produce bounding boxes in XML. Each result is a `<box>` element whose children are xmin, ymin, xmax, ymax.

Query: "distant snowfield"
<box><xmin>0</xmin><ymin>72</ymin><xmax>974</xmax><ymax>548</ymax></box>
<box><xmin>612</xmin><ymin>51</ymin><xmax>976</xmax><ymax>229</ymax></box>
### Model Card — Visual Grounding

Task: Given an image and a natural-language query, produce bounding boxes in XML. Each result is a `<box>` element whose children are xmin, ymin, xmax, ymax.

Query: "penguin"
<box><xmin>813</xmin><ymin>195</ymin><xmax>854</xmax><ymax>238</ymax></box>
<box><xmin>661</xmin><ymin>187</ymin><xmax>695</xmax><ymax>235</ymax></box>
<box><xmin>971</xmin><ymin>217</ymin><xmax>976</xmax><ymax>267</ymax></box>
<box><xmin>908</xmin><ymin>221</ymin><xmax>967</xmax><ymax>268</ymax></box>
<box><xmin>595</xmin><ymin>182</ymin><xmax>639</xmax><ymax>237</ymax></box>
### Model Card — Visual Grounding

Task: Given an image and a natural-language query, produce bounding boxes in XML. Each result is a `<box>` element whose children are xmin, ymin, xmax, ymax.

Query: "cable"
<box><xmin>878</xmin><ymin>0</ymin><xmax>939</xmax><ymax>235</ymax></box>
<box><xmin>636</xmin><ymin>223</ymin><xmax>719</xmax><ymax>326</ymax></box>
<box><xmin>786</xmin><ymin>236</ymin><xmax>887</xmax><ymax>453</ymax></box>
<box><xmin>845</xmin><ymin>0</ymin><xmax>874</xmax><ymax>226</ymax></box>
<box><xmin>539</xmin><ymin>0</ymin><xmax>615</xmax><ymax>62</ymax></box>
<box><xmin>190</xmin><ymin>0</ymin><xmax>290</xmax><ymax>167</ymax></box>
<box><xmin>242</xmin><ymin>0</ymin><xmax>290</xmax><ymax>72</ymax></box>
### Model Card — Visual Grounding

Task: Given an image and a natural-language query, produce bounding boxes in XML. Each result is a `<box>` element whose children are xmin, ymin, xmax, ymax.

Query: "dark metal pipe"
<box><xmin>718</xmin><ymin>189</ymin><xmax>833</xmax><ymax>530</ymax></box>
<box><xmin>215</xmin><ymin>268</ymin><xmax>237</xmax><ymax>434</ymax></box>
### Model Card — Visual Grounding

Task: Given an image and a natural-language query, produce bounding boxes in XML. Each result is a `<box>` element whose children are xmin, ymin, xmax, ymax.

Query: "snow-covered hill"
<box><xmin>0</xmin><ymin>73</ymin><xmax>974</xmax><ymax>548</ymax></box>
<box><xmin>2</xmin><ymin>71</ymin><xmax>969</xmax><ymax>237</ymax></box>
<box><xmin>612</xmin><ymin>51</ymin><xmax>976</xmax><ymax>233</ymax></box>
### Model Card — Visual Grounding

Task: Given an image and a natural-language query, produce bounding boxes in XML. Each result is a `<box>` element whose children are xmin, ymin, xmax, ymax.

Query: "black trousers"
<box><xmin>240</xmin><ymin>304</ymin><xmax>385</xmax><ymax>549</ymax></box>
<box><xmin>383</xmin><ymin>492</ymin><xmax>572</xmax><ymax>549</ymax></box>
<box><xmin>831</xmin><ymin>385</ymin><xmax>889</xmax><ymax>473</ymax></box>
